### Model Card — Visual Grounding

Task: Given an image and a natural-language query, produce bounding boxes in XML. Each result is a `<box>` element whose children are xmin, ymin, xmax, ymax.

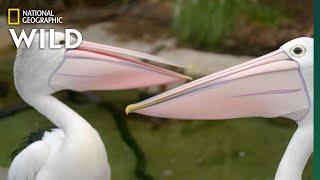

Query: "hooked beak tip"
<box><xmin>125</xmin><ymin>105</ymin><xmax>135</xmax><ymax>115</ymax></box>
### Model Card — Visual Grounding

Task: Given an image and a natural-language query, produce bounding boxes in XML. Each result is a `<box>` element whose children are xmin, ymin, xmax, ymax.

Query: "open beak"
<box><xmin>126</xmin><ymin>49</ymin><xmax>309</xmax><ymax>120</ymax></box>
<box><xmin>49</xmin><ymin>41</ymin><xmax>191</xmax><ymax>91</ymax></box>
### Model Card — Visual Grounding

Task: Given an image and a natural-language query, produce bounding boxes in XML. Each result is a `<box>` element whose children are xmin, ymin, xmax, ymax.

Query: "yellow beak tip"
<box><xmin>125</xmin><ymin>105</ymin><xmax>134</xmax><ymax>115</ymax></box>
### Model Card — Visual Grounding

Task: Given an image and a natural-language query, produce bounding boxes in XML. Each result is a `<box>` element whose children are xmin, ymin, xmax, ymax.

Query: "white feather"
<box><xmin>8</xmin><ymin>129</ymin><xmax>64</xmax><ymax>180</ymax></box>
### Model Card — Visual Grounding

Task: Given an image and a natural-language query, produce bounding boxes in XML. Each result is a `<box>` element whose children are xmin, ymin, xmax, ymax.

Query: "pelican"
<box><xmin>127</xmin><ymin>37</ymin><xmax>313</xmax><ymax>180</ymax></box>
<box><xmin>8</xmin><ymin>32</ymin><xmax>190</xmax><ymax>180</ymax></box>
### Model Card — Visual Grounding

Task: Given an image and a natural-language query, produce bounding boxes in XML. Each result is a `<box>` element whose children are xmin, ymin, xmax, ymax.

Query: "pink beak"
<box><xmin>126</xmin><ymin>49</ymin><xmax>310</xmax><ymax>121</ymax></box>
<box><xmin>49</xmin><ymin>41</ymin><xmax>191</xmax><ymax>91</ymax></box>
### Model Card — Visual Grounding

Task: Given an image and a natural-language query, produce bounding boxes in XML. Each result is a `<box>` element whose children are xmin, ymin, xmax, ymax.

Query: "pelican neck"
<box><xmin>27</xmin><ymin>94</ymin><xmax>93</xmax><ymax>135</ymax></box>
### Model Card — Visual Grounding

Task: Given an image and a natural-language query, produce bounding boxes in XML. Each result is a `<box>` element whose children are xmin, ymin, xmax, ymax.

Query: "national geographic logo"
<box><xmin>6</xmin><ymin>8</ymin><xmax>82</xmax><ymax>49</ymax></box>
<box><xmin>7</xmin><ymin>8</ymin><xmax>20</xmax><ymax>25</ymax></box>
<box><xmin>7</xmin><ymin>8</ymin><xmax>63</xmax><ymax>25</ymax></box>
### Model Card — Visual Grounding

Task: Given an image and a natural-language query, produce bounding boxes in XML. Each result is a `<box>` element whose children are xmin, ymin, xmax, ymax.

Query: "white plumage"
<box><xmin>8</xmin><ymin>30</ymin><xmax>188</xmax><ymax>180</ymax></box>
<box><xmin>8</xmin><ymin>129</ymin><xmax>63</xmax><ymax>180</ymax></box>
<box><xmin>9</xmin><ymin>32</ymin><xmax>112</xmax><ymax>180</ymax></box>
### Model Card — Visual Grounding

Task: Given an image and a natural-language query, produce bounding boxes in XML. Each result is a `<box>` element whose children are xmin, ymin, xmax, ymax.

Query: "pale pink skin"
<box><xmin>130</xmin><ymin>50</ymin><xmax>309</xmax><ymax>120</ymax></box>
<box><xmin>50</xmin><ymin>41</ymin><xmax>190</xmax><ymax>91</ymax></box>
<box><xmin>127</xmin><ymin>37</ymin><xmax>314</xmax><ymax>180</ymax></box>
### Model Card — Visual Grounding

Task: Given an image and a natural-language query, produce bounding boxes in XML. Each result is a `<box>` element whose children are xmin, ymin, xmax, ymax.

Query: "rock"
<box><xmin>157</xmin><ymin>48</ymin><xmax>254</xmax><ymax>77</ymax></box>
<box><xmin>81</xmin><ymin>22</ymin><xmax>166</xmax><ymax>53</ymax></box>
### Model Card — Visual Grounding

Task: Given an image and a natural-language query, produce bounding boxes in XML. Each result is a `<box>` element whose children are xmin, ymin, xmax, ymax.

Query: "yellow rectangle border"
<box><xmin>8</xmin><ymin>8</ymin><xmax>20</xmax><ymax>25</ymax></box>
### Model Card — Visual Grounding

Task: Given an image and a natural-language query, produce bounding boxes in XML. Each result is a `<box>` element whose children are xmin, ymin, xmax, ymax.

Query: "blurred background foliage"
<box><xmin>0</xmin><ymin>0</ymin><xmax>313</xmax><ymax>55</ymax></box>
<box><xmin>172</xmin><ymin>0</ymin><xmax>312</xmax><ymax>54</ymax></box>
<box><xmin>173</xmin><ymin>0</ymin><xmax>290</xmax><ymax>49</ymax></box>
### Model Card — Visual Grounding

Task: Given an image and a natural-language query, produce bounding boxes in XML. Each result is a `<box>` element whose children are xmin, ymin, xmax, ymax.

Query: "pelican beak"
<box><xmin>126</xmin><ymin>49</ymin><xmax>310</xmax><ymax>120</ymax></box>
<box><xmin>49</xmin><ymin>41</ymin><xmax>191</xmax><ymax>91</ymax></box>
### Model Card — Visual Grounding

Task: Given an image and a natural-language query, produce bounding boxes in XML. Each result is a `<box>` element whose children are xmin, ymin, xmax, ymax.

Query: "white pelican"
<box><xmin>8</xmin><ymin>32</ymin><xmax>190</xmax><ymax>180</ymax></box>
<box><xmin>127</xmin><ymin>37</ymin><xmax>313</xmax><ymax>180</ymax></box>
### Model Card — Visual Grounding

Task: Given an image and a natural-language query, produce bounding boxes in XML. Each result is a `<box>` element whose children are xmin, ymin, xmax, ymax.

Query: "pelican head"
<box><xmin>14</xmin><ymin>32</ymin><xmax>190</xmax><ymax>103</ymax></box>
<box><xmin>281</xmin><ymin>37</ymin><xmax>313</xmax><ymax>94</ymax></box>
<box><xmin>14</xmin><ymin>32</ymin><xmax>66</xmax><ymax>101</ymax></box>
<box><xmin>126</xmin><ymin>37</ymin><xmax>313</xmax><ymax>122</ymax></box>
<box><xmin>126</xmin><ymin>37</ymin><xmax>314</xmax><ymax>180</ymax></box>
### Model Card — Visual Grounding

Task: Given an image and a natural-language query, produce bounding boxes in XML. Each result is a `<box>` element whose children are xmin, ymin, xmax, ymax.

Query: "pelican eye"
<box><xmin>59</xmin><ymin>40</ymin><xmax>65</xmax><ymax>45</ymax></box>
<box><xmin>290</xmin><ymin>45</ymin><xmax>306</xmax><ymax>58</ymax></box>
